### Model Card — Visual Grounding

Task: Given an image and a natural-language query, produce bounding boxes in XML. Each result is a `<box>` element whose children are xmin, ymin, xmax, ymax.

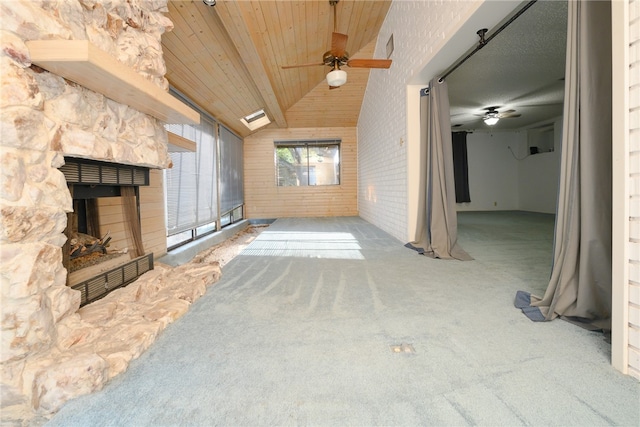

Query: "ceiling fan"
<box><xmin>476</xmin><ymin>106</ymin><xmax>521</xmax><ymax>126</ymax></box>
<box><xmin>281</xmin><ymin>0</ymin><xmax>392</xmax><ymax>89</ymax></box>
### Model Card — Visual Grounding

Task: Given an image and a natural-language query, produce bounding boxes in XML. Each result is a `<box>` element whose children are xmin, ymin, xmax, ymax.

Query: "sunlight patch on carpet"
<box><xmin>241</xmin><ymin>231</ymin><xmax>365</xmax><ymax>260</ymax></box>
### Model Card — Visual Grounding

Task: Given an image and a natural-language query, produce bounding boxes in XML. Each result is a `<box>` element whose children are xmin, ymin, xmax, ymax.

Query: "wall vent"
<box><xmin>60</xmin><ymin>157</ymin><xmax>149</xmax><ymax>186</ymax></box>
<box><xmin>71</xmin><ymin>253</ymin><xmax>154</xmax><ymax>306</ymax></box>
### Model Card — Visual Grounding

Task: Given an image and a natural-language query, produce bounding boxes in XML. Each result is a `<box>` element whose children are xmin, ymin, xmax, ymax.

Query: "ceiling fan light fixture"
<box><xmin>326</xmin><ymin>69</ymin><xmax>347</xmax><ymax>87</ymax></box>
<box><xmin>483</xmin><ymin>112</ymin><xmax>500</xmax><ymax>126</ymax></box>
<box><xmin>484</xmin><ymin>116</ymin><xmax>499</xmax><ymax>126</ymax></box>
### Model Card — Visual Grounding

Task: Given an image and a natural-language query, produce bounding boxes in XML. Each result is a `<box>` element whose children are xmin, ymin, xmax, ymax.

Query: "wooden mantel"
<box><xmin>26</xmin><ymin>40</ymin><xmax>200</xmax><ymax>125</ymax></box>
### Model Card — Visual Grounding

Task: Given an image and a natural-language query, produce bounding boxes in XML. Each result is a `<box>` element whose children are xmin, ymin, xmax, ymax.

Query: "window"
<box><xmin>219</xmin><ymin>126</ymin><xmax>244</xmax><ymax>217</ymax></box>
<box><xmin>165</xmin><ymin>119</ymin><xmax>217</xmax><ymax>249</ymax></box>
<box><xmin>164</xmin><ymin>89</ymin><xmax>245</xmax><ymax>250</ymax></box>
<box><xmin>275</xmin><ymin>140</ymin><xmax>340</xmax><ymax>186</ymax></box>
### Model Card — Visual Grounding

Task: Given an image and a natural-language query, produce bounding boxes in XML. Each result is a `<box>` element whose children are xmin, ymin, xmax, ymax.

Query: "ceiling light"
<box><xmin>483</xmin><ymin>112</ymin><xmax>499</xmax><ymax>126</ymax></box>
<box><xmin>326</xmin><ymin>69</ymin><xmax>347</xmax><ymax>87</ymax></box>
<box><xmin>203</xmin><ymin>0</ymin><xmax>216</xmax><ymax>6</ymax></box>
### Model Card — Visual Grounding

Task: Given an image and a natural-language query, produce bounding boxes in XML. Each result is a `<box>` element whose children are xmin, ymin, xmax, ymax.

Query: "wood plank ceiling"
<box><xmin>162</xmin><ymin>0</ymin><xmax>392</xmax><ymax>137</ymax></box>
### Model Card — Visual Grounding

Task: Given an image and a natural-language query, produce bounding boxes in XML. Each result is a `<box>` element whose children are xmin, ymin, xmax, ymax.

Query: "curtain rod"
<box><xmin>437</xmin><ymin>0</ymin><xmax>538</xmax><ymax>83</ymax></box>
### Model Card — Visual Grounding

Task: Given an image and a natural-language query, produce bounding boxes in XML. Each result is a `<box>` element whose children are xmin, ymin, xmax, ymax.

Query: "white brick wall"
<box><xmin>628</xmin><ymin>0</ymin><xmax>640</xmax><ymax>379</ymax></box>
<box><xmin>357</xmin><ymin>0</ymin><xmax>480</xmax><ymax>242</ymax></box>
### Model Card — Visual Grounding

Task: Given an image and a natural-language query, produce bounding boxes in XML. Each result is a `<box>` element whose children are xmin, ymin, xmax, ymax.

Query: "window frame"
<box><xmin>274</xmin><ymin>139</ymin><xmax>341</xmax><ymax>187</ymax></box>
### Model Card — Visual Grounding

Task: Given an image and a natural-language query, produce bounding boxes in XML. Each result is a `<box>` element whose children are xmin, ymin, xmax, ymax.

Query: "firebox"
<box><xmin>59</xmin><ymin>157</ymin><xmax>154</xmax><ymax>305</ymax></box>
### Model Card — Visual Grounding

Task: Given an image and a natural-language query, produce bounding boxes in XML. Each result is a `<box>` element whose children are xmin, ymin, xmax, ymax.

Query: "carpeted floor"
<box><xmin>47</xmin><ymin>213</ymin><xmax>640</xmax><ymax>426</ymax></box>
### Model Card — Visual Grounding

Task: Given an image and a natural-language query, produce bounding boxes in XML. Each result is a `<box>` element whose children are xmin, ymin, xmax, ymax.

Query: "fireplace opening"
<box><xmin>60</xmin><ymin>158</ymin><xmax>154</xmax><ymax>306</ymax></box>
<box><xmin>69</xmin><ymin>192</ymin><xmax>128</xmax><ymax>274</ymax></box>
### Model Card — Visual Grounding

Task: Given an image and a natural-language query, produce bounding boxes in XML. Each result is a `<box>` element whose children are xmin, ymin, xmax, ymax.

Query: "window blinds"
<box><xmin>165</xmin><ymin>117</ymin><xmax>219</xmax><ymax>236</ymax></box>
<box><xmin>219</xmin><ymin>126</ymin><xmax>244</xmax><ymax>215</ymax></box>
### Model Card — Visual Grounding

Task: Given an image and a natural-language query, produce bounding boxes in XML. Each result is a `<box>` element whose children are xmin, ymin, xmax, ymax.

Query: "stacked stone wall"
<box><xmin>0</xmin><ymin>0</ymin><xmax>176</xmax><ymax>422</ymax></box>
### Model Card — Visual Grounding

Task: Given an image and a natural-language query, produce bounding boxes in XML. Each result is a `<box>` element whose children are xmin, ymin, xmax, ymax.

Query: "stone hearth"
<box><xmin>0</xmin><ymin>1</ymin><xmax>211</xmax><ymax>423</ymax></box>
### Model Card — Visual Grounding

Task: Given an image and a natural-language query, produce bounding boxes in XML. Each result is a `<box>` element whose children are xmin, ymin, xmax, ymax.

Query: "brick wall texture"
<box><xmin>357</xmin><ymin>0</ymin><xmax>479</xmax><ymax>242</ymax></box>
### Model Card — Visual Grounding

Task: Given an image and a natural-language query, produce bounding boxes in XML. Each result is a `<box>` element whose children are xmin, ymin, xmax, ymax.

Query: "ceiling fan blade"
<box><xmin>500</xmin><ymin>113</ymin><xmax>522</xmax><ymax>118</ymax></box>
<box><xmin>329</xmin><ymin>85</ymin><xmax>340</xmax><ymax>90</ymax></box>
<box><xmin>347</xmin><ymin>58</ymin><xmax>392</xmax><ymax>69</ymax></box>
<box><xmin>331</xmin><ymin>32</ymin><xmax>348</xmax><ymax>57</ymax></box>
<box><xmin>281</xmin><ymin>62</ymin><xmax>325</xmax><ymax>69</ymax></box>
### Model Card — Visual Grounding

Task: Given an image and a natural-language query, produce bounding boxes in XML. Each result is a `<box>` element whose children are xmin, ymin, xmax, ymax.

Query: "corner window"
<box><xmin>275</xmin><ymin>140</ymin><xmax>340</xmax><ymax>186</ymax></box>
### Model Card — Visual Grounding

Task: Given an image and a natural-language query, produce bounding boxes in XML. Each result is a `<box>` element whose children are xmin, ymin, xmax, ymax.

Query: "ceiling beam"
<box><xmin>214</xmin><ymin>1</ymin><xmax>287</xmax><ymax>128</ymax></box>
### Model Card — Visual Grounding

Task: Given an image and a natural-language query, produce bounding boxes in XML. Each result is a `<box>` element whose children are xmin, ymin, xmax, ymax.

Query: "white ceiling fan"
<box><xmin>476</xmin><ymin>106</ymin><xmax>521</xmax><ymax>126</ymax></box>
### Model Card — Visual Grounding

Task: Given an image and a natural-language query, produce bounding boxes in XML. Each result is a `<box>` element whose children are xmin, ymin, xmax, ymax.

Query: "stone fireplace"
<box><xmin>0</xmin><ymin>0</ymin><xmax>218</xmax><ymax>423</ymax></box>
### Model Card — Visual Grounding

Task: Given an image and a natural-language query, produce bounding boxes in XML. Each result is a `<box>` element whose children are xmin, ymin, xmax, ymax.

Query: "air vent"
<box><xmin>107</xmin><ymin>270</ymin><xmax>123</xmax><ymax>289</ymax></box>
<box><xmin>60</xmin><ymin>157</ymin><xmax>149</xmax><ymax>186</ymax></box>
<box><xmin>59</xmin><ymin>163</ymin><xmax>79</xmax><ymax>182</ymax></box>
<box><xmin>102</xmin><ymin>167</ymin><xmax>118</xmax><ymax>184</ymax></box>
<box><xmin>123</xmin><ymin>263</ymin><xmax>138</xmax><ymax>282</ymax></box>
<box><xmin>87</xmin><ymin>276</ymin><xmax>106</xmax><ymax>298</ymax></box>
<box><xmin>71</xmin><ymin>253</ymin><xmax>154</xmax><ymax>306</ymax></box>
<box><xmin>133</xmin><ymin>168</ymin><xmax>147</xmax><ymax>185</ymax></box>
<box><xmin>386</xmin><ymin>34</ymin><xmax>394</xmax><ymax>59</ymax></box>
<box><xmin>80</xmin><ymin>164</ymin><xmax>101</xmax><ymax>183</ymax></box>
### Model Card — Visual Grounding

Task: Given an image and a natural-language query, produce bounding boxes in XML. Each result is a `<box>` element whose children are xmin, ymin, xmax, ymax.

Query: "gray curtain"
<box><xmin>517</xmin><ymin>0</ymin><xmax>612</xmax><ymax>330</ymax></box>
<box><xmin>406</xmin><ymin>79</ymin><xmax>472</xmax><ymax>261</ymax></box>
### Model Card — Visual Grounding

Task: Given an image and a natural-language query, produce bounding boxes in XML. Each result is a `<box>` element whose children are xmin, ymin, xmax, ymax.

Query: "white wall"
<box><xmin>456</xmin><ymin>118</ymin><xmax>561</xmax><ymax>214</ymax></box>
<box><xmin>456</xmin><ymin>131</ymin><xmax>522</xmax><ymax>211</ymax></box>
<box><xmin>517</xmin><ymin>118</ymin><xmax>562</xmax><ymax>213</ymax></box>
<box><xmin>357</xmin><ymin>0</ymin><xmax>485</xmax><ymax>242</ymax></box>
<box><xmin>358</xmin><ymin>0</ymin><xmax>522</xmax><ymax>242</ymax></box>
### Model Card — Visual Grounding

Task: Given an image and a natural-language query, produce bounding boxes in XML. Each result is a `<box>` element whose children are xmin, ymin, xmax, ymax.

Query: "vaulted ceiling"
<box><xmin>162</xmin><ymin>0</ymin><xmax>392</xmax><ymax>137</ymax></box>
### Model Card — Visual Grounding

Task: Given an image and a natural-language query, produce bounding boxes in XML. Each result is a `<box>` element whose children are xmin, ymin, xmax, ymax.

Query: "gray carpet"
<box><xmin>47</xmin><ymin>213</ymin><xmax>640</xmax><ymax>426</ymax></box>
